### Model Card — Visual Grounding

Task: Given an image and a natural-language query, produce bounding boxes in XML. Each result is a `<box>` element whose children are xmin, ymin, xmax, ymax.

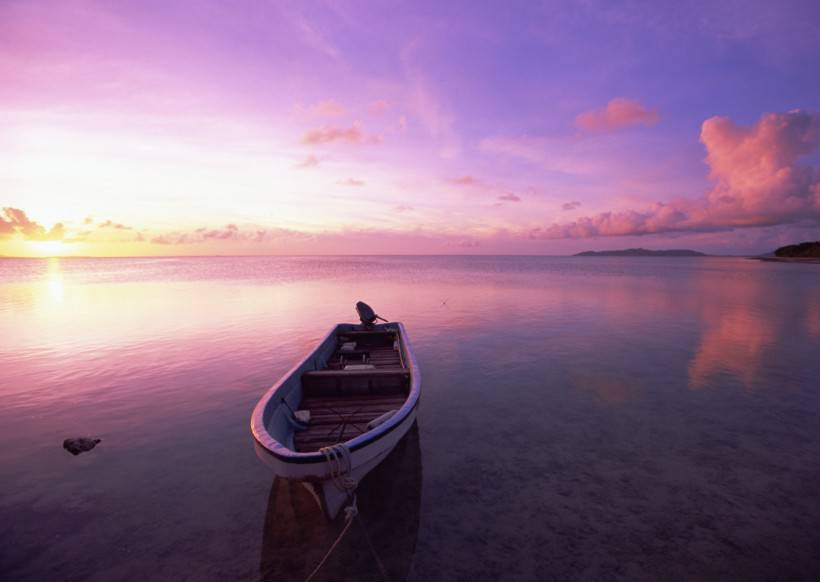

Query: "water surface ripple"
<box><xmin>2</xmin><ymin>256</ymin><xmax>819</xmax><ymax>581</ymax></box>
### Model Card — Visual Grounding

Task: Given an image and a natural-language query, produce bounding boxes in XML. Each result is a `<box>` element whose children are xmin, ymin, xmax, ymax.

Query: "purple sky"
<box><xmin>2</xmin><ymin>0</ymin><xmax>820</xmax><ymax>255</ymax></box>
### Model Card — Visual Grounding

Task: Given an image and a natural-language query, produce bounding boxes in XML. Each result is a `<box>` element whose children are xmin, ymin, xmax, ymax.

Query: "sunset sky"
<box><xmin>2</xmin><ymin>0</ymin><xmax>820</xmax><ymax>256</ymax></box>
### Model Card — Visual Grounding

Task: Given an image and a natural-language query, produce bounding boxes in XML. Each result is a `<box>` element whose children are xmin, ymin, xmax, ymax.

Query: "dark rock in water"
<box><xmin>63</xmin><ymin>438</ymin><xmax>101</xmax><ymax>456</ymax></box>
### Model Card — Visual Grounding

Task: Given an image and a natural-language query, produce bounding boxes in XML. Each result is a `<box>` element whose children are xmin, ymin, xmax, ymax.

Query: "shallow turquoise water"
<box><xmin>1</xmin><ymin>256</ymin><xmax>819</xmax><ymax>581</ymax></box>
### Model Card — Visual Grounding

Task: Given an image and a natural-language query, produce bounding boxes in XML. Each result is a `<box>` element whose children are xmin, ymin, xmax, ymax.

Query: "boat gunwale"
<box><xmin>250</xmin><ymin>321</ymin><xmax>420</xmax><ymax>465</ymax></box>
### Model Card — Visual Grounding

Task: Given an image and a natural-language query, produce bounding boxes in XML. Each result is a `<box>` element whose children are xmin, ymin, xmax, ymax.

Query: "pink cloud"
<box><xmin>151</xmin><ymin>233</ymin><xmax>192</xmax><ymax>245</ymax></box>
<box><xmin>498</xmin><ymin>193</ymin><xmax>521</xmax><ymax>202</ymax></box>
<box><xmin>395</xmin><ymin>205</ymin><xmax>414</xmax><ymax>213</ymax></box>
<box><xmin>534</xmin><ymin>110</ymin><xmax>820</xmax><ymax>239</ymax></box>
<box><xmin>562</xmin><ymin>201</ymin><xmax>581</xmax><ymax>211</ymax></box>
<box><xmin>301</xmin><ymin>126</ymin><xmax>381</xmax><ymax>145</ymax></box>
<box><xmin>98</xmin><ymin>219</ymin><xmax>132</xmax><ymax>230</ymax></box>
<box><xmin>195</xmin><ymin>224</ymin><xmax>240</xmax><ymax>240</ymax></box>
<box><xmin>251</xmin><ymin>228</ymin><xmax>313</xmax><ymax>243</ymax></box>
<box><xmin>151</xmin><ymin>224</ymin><xmax>308</xmax><ymax>245</ymax></box>
<box><xmin>369</xmin><ymin>100</ymin><xmax>390</xmax><ymax>115</ymax></box>
<box><xmin>575</xmin><ymin>97</ymin><xmax>659</xmax><ymax>133</ymax></box>
<box><xmin>311</xmin><ymin>99</ymin><xmax>345</xmax><ymax>117</ymax></box>
<box><xmin>701</xmin><ymin>110</ymin><xmax>820</xmax><ymax>222</ymax></box>
<box><xmin>531</xmin><ymin>204</ymin><xmax>694</xmax><ymax>239</ymax></box>
<box><xmin>1</xmin><ymin>207</ymin><xmax>64</xmax><ymax>240</ymax></box>
<box><xmin>295</xmin><ymin>155</ymin><xmax>320</xmax><ymax>168</ymax></box>
<box><xmin>338</xmin><ymin>178</ymin><xmax>365</xmax><ymax>187</ymax></box>
<box><xmin>447</xmin><ymin>175</ymin><xmax>479</xmax><ymax>186</ymax></box>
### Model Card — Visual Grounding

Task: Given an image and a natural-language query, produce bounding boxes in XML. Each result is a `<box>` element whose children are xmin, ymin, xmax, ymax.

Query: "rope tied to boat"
<box><xmin>303</xmin><ymin>446</ymin><xmax>384</xmax><ymax>581</ymax></box>
<box><xmin>320</xmin><ymin>443</ymin><xmax>358</xmax><ymax>493</ymax></box>
<box><xmin>344</xmin><ymin>496</ymin><xmax>359</xmax><ymax>520</ymax></box>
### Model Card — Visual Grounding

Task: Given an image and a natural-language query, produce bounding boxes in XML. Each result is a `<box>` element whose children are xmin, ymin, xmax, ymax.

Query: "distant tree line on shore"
<box><xmin>774</xmin><ymin>242</ymin><xmax>820</xmax><ymax>258</ymax></box>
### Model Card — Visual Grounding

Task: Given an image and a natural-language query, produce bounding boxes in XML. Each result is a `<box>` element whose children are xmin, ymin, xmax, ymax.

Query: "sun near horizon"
<box><xmin>2</xmin><ymin>1</ymin><xmax>819</xmax><ymax>256</ymax></box>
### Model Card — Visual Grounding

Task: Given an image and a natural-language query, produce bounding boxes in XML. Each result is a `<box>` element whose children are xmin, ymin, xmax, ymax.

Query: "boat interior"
<box><xmin>293</xmin><ymin>328</ymin><xmax>411</xmax><ymax>452</ymax></box>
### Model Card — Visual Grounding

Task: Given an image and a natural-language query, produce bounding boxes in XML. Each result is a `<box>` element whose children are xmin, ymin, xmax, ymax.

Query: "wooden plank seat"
<box><xmin>303</xmin><ymin>369</ymin><xmax>410</xmax><ymax>380</ymax></box>
<box><xmin>301</xmin><ymin>397</ymin><xmax>406</xmax><ymax>419</ymax></box>
<box><xmin>301</xmin><ymin>368</ymin><xmax>410</xmax><ymax>397</ymax></box>
<box><xmin>338</xmin><ymin>330</ymin><xmax>398</xmax><ymax>337</ymax></box>
<box><xmin>330</xmin><ymin>348</ymin><xmax>400</xmax><ymax>358</ymax></box>
<box><xmin>337</xmin><ymin>331</ymin><xmax>398</xmax><ymax>349</ymax></box>
<box><xmin>306</xmin><ymin>411</ymin><xmax>400</xmax><ymax>427</ymax></box>
<box><xmin>326</xmin><ymin>346</ymin><xmax>402</xmax><ymax>370</ymax></box>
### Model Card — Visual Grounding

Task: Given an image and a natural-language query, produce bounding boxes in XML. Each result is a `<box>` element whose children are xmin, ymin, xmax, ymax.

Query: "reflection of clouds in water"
<box><xmin>689</xmin><ymin>310</ymin><xmax>775</xmax><ymax>389</ymax></box>
<box><xmin>683</xmin><ymin>268</ymin><xmax>812</xmax><ymax>391</ymax></box>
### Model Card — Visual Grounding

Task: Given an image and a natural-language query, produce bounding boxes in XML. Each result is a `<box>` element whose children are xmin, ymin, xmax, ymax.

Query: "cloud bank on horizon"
<box><xmin>533</xmin><ymin>110</ymin><xmax>820</xmax><ymax>239</ymax></box>
<box><xmin>1</xmin><ymin>0</ymin><xmax>820</xmax><ymax>256</ymax></box>
<box><xmin>0</xmin><ymin>208</ymin><xmax>65</xmax><ymax>241</ymax></box>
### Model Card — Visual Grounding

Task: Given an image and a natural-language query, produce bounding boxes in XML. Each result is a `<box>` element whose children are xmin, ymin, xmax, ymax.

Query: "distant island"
<box><xmin>575</xmin><ymin>248</ymin><xmax>706</xmax><ymax>257</ymax></box>
<box><xmin>754</xmin><ymin>241</ymin><xmax>820</xmax><ymax>263</ymax></box>
<box><xmin>774</xmin><ymin>241</ymin><xmax>820</xmax><ymax>258</ymax></box>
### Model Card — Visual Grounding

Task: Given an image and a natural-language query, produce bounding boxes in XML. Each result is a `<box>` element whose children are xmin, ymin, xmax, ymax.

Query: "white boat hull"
<box><xmin>253</xmin><ymin>406</ymin><xmax>417</xmax><ymax>518</ymax></box>
<box><xmin>251</xmin><ymin>322</ymin><xmax>421</xmax><ymax>520</ymax></box>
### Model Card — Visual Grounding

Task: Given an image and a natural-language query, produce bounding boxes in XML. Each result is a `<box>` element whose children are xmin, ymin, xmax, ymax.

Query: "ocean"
<box><xmin>2</xmin><ymin>256</ymin><xmax>819</xmax><ymax>581</ymax></box>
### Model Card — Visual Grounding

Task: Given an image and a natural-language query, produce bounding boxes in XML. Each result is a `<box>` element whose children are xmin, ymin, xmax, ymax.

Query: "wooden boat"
<box><xmin>251</xmin><ymin>308</ymin><xmax>420</xmax><ymax>520</ymax></box>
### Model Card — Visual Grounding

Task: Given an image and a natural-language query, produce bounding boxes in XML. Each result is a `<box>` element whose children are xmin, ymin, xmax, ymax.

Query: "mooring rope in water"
<box><xmin>303</xmin><ymin>494</ymin><xmax>391</xmax><ymax>582</ymax></box>
<box><xmin>303</xmin><ymin>495</ymin><xmax>357</xmax><ymax>582</ymax></box>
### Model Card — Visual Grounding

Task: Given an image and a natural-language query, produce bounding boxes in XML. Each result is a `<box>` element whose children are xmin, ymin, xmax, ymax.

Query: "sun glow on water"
<box><xmin>46</xmin><ymin>258</ymin><xmax>64</xmax><ymax>303</ymax></box>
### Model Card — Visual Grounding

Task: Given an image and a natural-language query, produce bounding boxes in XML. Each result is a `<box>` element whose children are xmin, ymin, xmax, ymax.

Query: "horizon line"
<box><xmin>0</xmin><ymin>252</ymin><xmax>754</xmax><ymax>259</ymax></box>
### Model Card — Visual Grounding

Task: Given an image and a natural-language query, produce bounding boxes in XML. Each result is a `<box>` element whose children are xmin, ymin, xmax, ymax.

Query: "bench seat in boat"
<box><xmin>301</xmin><ymin>368</ymin><xmax>409</xmax><ymax>397</ymax></box>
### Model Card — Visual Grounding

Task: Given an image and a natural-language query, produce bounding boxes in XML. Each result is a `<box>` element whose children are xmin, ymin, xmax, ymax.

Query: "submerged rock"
<box><xmin>63</xmin><ymin>438</ymin><xmax>101</xmax><ymax>456</ymax></box>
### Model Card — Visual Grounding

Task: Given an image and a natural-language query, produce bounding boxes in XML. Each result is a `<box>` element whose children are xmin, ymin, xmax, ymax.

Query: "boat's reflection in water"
<box><xmin>260</xmin><ymin>424</ymin><xmax>422</xmax><ymax>581</ymax></box>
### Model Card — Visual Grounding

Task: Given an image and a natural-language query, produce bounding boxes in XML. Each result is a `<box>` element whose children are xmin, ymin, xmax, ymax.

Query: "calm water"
<box><xmin>2</xmin><ymin>256</ymin><xmax>819</xmax><ymax>581</ymax></box>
